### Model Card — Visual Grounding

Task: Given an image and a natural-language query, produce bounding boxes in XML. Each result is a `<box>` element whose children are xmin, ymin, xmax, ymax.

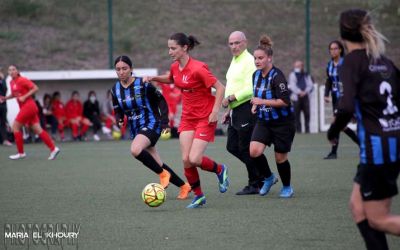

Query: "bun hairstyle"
<box><xmin>169</xmin><ymin>33</ymin><xmax>200</xmax><ymax>51</ymax></box>
<box><xmin>340</xmin><ymin>9</ymin><xmax>387</xmax><ymax>60</ymax></box>
<box><xmin>256</xmin><ymin>35</ymin><xmax>273</xmax><ymax>56</ymax></box>
<box><xmin>329</xmin><ymin>40</ymin><xmax>345</xmax><ymax>57</ymax></box>
<box><xmin>114</xmin><ymin>55</ymin><xmax>133</xmax><ymax>68</ymax></box>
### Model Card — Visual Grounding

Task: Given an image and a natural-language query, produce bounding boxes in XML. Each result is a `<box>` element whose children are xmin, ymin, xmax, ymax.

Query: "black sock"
<box><xmin>357</xmin><ymin>219</ymin><xmax>388</xmax><ymax>250</ymax></box>
<box><xmin>252</xmin><ymin>154</ymin><xmax>272</xmax><ymax>179</ymax></box>
<box><xmin>344</xmin><ymin>127</ymin><xmax>360</xmax><ymax>145</ymax></box>
<box><xmin>135</xmin><ymin>150</ymin><xmax>163</xmax><ymax>174</ymax></box>
<box><xmin>162</xmin><ymin>163</ymin><xmax>185</xmax><ymax>187</ymax></box>
<box><xmin>277</xmin><ymin>160</ymin><xmax>291</xmax><ymax>187</ymax></box>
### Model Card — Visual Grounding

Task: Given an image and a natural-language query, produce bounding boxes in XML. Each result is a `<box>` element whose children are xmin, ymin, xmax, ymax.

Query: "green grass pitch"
<box><xmin>1</xmin><ymin>133</ymin><xmax>399</xmax><ymax>250</ymax></box>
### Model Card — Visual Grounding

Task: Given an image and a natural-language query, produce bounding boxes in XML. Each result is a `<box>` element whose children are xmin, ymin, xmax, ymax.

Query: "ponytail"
<box><xmin>170</xmin><ymin>33</ymin><xmax>200</xmax><ymax>51</ymax></box>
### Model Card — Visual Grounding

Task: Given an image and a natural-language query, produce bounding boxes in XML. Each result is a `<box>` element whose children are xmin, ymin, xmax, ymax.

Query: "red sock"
<box><xmin>71</xmin><ymin>124</ymin><xmax>79</xmax><ymax>137</ymax></box>
<box><xmin>14</xmin><ymin>131</ymin><xmax>24</xmax><ymax>154</ymax></box>
<box><xmin>39</xmin><ymin>131</ymin><xmax>55</xmax><ymax>151</ymax></box>
<box><xmin>201</xmin><ymin>156</ymin><xmax>222</xmax><ymax>174</ymax></box>
<box><xmin>81</xmin><ymin>123</ymin><xmax>89</xmax><ymax>135</ymax></box>
<box><xmin>184</xmin><ymin>167</ymin><xmax>203</xmax><ymax>196</ymax></box>
<box><xmin>105</xmin><ymin>118</ymin><xmax>112</xmax><ymax>129</ymax></box>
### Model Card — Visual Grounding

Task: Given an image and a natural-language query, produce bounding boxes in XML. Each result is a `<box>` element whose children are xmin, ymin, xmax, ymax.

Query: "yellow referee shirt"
<box><xmin>225</xmin><ymin>49</ymin><xmax>256</xmax><ymax>109</ymax></box>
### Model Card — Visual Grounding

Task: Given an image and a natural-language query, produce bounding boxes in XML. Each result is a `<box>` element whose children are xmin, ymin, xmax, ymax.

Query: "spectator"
<box><xmin>101</xmin><ymin>89</ymin><xmax>117</xmax><ymax>138</ymax></box>
<box><xmin>0</xmin><ymin>70</ymin><xmax>12</xmax><ymax>146</ymax></box>
<box><xmin>288</xmin><ymin>60</ymin><xmax>314</xmax><ymax>133</ymax></box>
<box><xmin>65</xmin><ymin>91</ymin><xmax>91</xmax><ymax>141</ymax></box>
<box><xmin>51</xmin><ymin>91</ymin><xmax>67</xmax><ymax>141</ymax></box>
<box><xmin>83</xmin><ymin>90</ymin><xmax>105</xmax><ymax>141</ymax></box>
<box><xmin>42</xmin><ymin>93</ymin><xmax>58</xmax><ymax>138</ymax></box>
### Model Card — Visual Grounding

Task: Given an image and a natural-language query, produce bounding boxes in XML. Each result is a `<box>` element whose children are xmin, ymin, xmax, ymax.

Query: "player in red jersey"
<box><xmin>0</xmin><ymin>65</ymin><xmax>60</xmax><ymax>160</ymax></box>
<box><xmin>146</xmin><ymin>33</ymin><xmax>229</xmax><ymax>208</ymax></box>
<box><xmin>51</xmin><ymin>91</ymin><xmax>67</xmax><ymax>141</ymax></box>
<box><xmin>65</xmin><ymin>91</ymin><xmax>91</xmax><ymax>141</ymax></box>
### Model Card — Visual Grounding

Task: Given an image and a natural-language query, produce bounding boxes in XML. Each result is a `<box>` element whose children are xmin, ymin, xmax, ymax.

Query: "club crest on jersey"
<box><xmin>182</xmin><ymin>75</ymin><xmax>189</xmax><ymax>84</ymax></box>
<box><xmin>279</xmin><ymin>83</ymin><xmax>286</xmax><ymax>91</ymax></box>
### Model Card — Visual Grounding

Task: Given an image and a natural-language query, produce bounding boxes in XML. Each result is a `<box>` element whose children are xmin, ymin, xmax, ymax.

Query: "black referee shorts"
<box><xmin>251</xmin><ymin>120</ymin><xmax>295</xmax><ymax>153</ymax></box>
<box><xmin>354</xmin><ymin>162</ymin><xmax>400</xmax><ymax>201</ymax></box>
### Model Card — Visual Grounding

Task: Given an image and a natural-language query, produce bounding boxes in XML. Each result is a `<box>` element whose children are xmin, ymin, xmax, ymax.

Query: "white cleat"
<box><xmin>48</xmin><ymin>147</ymin><xmax>60</xmax><ymax>160</ymax></box>
<box><xmin>102</xmin><ymin>126</ymin><xmax>111</xmax><ymax>134</ymax></box>
<box><xmin>93</xmin><ymin>134</ymin><xmax>100</xmax><ymax>141</ymax></box>
<box><xmin>9</xmin><ymin>153</ymin><xmax>26</xmax><ymax>160</ymax></box>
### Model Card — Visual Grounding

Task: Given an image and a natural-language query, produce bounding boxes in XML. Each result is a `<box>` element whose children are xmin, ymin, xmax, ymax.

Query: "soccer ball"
<box><xmin>160</xmin><ymin>130</ymin><xmax>171</xmax><ymax>140</ymax></box>
<box><xmin>141</xmin><ymin>183</ymin><xmax>166</xmax><ymax>207</ymax></box>
<box><xmin>112</xmin><ymin>130</ymin><xmax>121</xmax><ymax>140</ymax></box>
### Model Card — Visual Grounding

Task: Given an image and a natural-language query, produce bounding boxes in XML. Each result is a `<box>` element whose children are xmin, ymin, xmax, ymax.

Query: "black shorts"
<box><xmin>354</xmin><ymin>162</ymin><xmax>400</xmax><ymax>201</ymax></box>
<box><xmin>137</xmin><ymin>127</ymin><xmax>160</xmax><ymax>147</ymax></box>
<box><xmin>251</xmin><ymin>120</ymin><xmax>295</xmax><ymax>153</ymax></box>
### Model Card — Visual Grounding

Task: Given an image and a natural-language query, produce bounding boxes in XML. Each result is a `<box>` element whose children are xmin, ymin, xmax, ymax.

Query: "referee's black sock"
<box><xmin>277</xmin><ymin>160</ymin><xmax>291</xmax><ymax>187</ymax></box>
<box><xmin>344</xmin><ymin>127</ymin><xmax>360</xmax><ymax>145</ymax></box>
<box><xmin>135</xmin><ymin>150</ymin><xmax>163</xmax><ymax>174</ymax></box>
<box><xmin>162</xmin><ymin>163</ymin><xmax>185</xmax><ymax>187</ymax></box>
<box><xmin>357</xmin><ymin>219</ymin><xmax>388</xmax><ymax>250</ymax></box>
<box><xmin>252</xmin><ymin>154</ymin><xmax>272</xmax><ymax>179</ymax></box>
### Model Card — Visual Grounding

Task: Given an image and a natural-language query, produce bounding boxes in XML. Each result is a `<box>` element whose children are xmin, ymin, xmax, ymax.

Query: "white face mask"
<box><xmin>294</xmin><ymin>68</ymin><xmax>302</xmax><ymax>73</ymax></box>
<box><xmin>90</xmin><ymin>96</ymin><xmax>96</xmax><ymax>103</ymax></box>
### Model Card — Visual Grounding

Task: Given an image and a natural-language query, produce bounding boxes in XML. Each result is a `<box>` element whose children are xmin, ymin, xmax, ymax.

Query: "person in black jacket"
<box><xmin>83</xmin><ymin>90</ymin><xmax>103</xmax><ymax>141</ymax></box>
<box><xmin>0</xmin><ymin>70</ymin><xmax>12</xmax><ymax>146</ymax></box>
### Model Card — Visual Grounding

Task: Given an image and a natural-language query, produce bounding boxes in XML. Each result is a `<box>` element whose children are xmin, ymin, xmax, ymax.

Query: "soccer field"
<box><xmin>1</xmin><ymin>133</ymin><xmax>399</xmax><ymax>250</ymax></box>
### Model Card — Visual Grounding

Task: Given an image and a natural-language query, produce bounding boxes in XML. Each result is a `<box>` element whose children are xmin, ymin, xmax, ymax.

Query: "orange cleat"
<box><xmin>177</xmin><ymin>183</ymin><xmax>191</xmax><ymax>200</ymax></box>
<box><xmin>159</xmin><ymin>169</ymin><xmax>171</xmax><ymax>188</ymax></box>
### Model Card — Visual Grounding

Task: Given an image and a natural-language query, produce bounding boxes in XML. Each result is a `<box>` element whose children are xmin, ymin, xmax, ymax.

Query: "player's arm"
<box><xmin>251</xmin><ymin>73</ymin><xmax>289</xmax><ymax>108</ymax></box>
<box><xmin>210</xmin><ymin>80</ymin><xmax>225</xmax><ymax>123</ymax></box>
<box><xmin>146</xmin><ymin>83</ymin><xmax>170</xmax><ymax>129</ymax></box>
<box><xmin>110</xmin><ymin>88</ymin><xmax>124</xmax><ymax>127</ymax></box>
<box><xmin>327</xmin><ymin>58</ymin><xmax>358</xmax><ymax>142</ymax></box>
<box><xmin>145</xmin><ymin>74</ymin><xmax>172</xmax><ymax>84</ymax></box>
<box><xmin>226</xmin><ymin>64</ymin><xmax>254</xmax><ymax>104</ymax></box>
<box><xmin>324</xmin><ymin>67</ymin><xmax>332</xmax><ymax>100</ymax></box>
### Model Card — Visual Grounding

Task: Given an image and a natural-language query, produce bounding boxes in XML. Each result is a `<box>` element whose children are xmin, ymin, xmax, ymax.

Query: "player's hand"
<box><xmin>0</xmin><ymin>95</ymin><xmax>5</xmax><ymax>103</ymax></box>
<box><xmin>208</xmin><ymin>111</ymin><xmax>218</xmax><ymax>123</ymax></box>
<box><xmin>18</xmin><ymin>96</ymin><xmax>26</xmax><ymax>103</ymax></box>
<box><xmin>161</xmin><ymin>127</ymin><xmax>171</xmax><ymax>134</ymax></box>
<box><xmin>251</xmin><ymin>104</ymin><xmax>258</xmax><ymax>114</ymax></box>
<box><xmin>324</xmin><ymin>96</ymin><xmax>330</xmax><ymax>103</ymax></box>
<box><xmin>221</xmin><ymin>97</ymin><xmax>229</xmax><ymax>108</ymax></box>
<box><xmin>118</xmin><ymin>118</ymin><xmax>124</xmax><ymax>128</ymax></box>
<box><xmin>251</xmin><ymin>97</ymin><xmax>265</xmax><ymax>106</ymax></box>
<box><xmin>143</xmin><ymin>76</ymin><xmax>153</xmax><ymax>83</ymax></box>
<box><xmin>221</xmin><ymin>111</ymin><xmax>230</xmax><ymax>125</ymax></box>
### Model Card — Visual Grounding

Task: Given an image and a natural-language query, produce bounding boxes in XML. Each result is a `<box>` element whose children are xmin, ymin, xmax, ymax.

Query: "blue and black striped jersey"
<box><xmin>324</xmin><ymin>57</ymin><xmax>344</xmax><ymax>105</ymax></box>
<box><xmin>330</xmin><ymin>49</ymin><xmax>400</xmax><ymax>165</ymax></box>
<box><xmin>111</xmin><ymin>77</ymin><xmax>169</xmax><ymax>137</ymax></box>
<box><xmin>252</xmin><ymin>67</ymin><xmax>294</xmax><ymax>123</ymax></box>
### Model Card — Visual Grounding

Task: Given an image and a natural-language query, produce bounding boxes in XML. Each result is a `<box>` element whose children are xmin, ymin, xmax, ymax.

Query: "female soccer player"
<box><xmin>65</xmin><ymin>91</ymin><xmax>91</xmax><ymax>141</ymax></box>
<box><xmin>112</xmin><ymin>55</ymin><xmax>191</xmax><ymax>200</ymax></box>
<box><xmin>323</xmin><ymin>40</ymin><xmax>359</xmax><ymax>159</ymax></box>
<box><xmin>328</xmin><ymin>9</ymin><xmax>400</xmax><ymax>249</ymax></box>
<box><xmin>146</xmin><ymin>33</ymin><xmax>228</xmax><ymax>208</ymax></box>
<box><xmin>249</xmin><ymin>35</ymin><xmax>295</xmax><ymax>198</ymax></box>
<box><xmin>0</xmin><ymin>65</ymin><xmax>60</xmax><ymax>160</ymax></box>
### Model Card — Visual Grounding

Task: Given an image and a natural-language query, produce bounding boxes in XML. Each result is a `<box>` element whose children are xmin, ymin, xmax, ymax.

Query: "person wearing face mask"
<box><xmin>83</xmin><ymin>90</ymin><xmax>105</xmax><ymax>141</ymax></box>
<box><xmin>288</xmin><ymin>60</ymin><xmax>314</xmax><ymax>133</ymax></box>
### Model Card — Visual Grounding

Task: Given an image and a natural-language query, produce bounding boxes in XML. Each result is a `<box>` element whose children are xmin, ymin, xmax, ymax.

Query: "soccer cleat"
<box><xmin>93</xmin><ymin>134</ymin><xmax>100</xmax><ymax>141</ymax></box>
<box><xmin>159</xmin><ymin>169</ymin><xmax>171</xmax><ymax>188</ymax></box>
<box><xmin>177</xmin><ymin>183</ymin><xmax>191</xmax><ymax>200</ymax></box>
<box><xmin>217</xmin><ymin>164</ymin><xmax>229</xmax><ymax>193</ymax></box>
<box><xmin>279</xmin><ymin>186</ymin><xmax>294</xmax><ymax>198</ymax></box>
<box><xmin>186</xmin><ymin>194</ymin><xmax>206</xmax><ymax>208</ymax></box>
<box><xmin>323</xmin><ymin>152</ymin><xmax>337</xmax><ymax>160</ymax></box>
<box><xmin>236</xmin><ymin>185</ymin><xmax>259</xmax><ymax>195</ymax></box>
<box><xmin>9</xmin><ymin>153</ymin><xmax>26</xmax><ymax>160</ymax></box>
<box><xmin>259</xmin><ymin>173</ymin><xmax>278</xmax><ymax>196</ymax></box>
<box><xmin>48</xmin><ymin>147</ymin><xmax>60</xmax><ymax>160</ymax></box>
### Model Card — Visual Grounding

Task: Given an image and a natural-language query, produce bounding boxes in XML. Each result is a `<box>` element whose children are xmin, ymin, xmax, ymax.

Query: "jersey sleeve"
<box><xmin>197</xmin><ymin>64</ymin><xmax>218</xmax><ymax>88</ymax></box>
<box><xmin>111</xmin><ymin>87</ymin><xmax>124</xmax><ymax>123</ymax></box>
<box><xmin>145</xmin><ymin>82</ymin><xmax>169</xmax><ymax>128</ymax></box>
<box><xmin>234</xmin><ymin>63</ymin><xmax>255</xmax><ymax>102</ymax></box>
<box><xmin>273</xmin><ymin>72</ymin><xmax>290</xmax><ymax>105</ymax></box>
<box><xmin>21</xmin><ymin>77</ymin><xmax>36</xmax><ymax>90</ymax></box>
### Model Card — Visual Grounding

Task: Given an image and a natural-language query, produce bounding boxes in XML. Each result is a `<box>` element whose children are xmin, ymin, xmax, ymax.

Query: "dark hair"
<box><xmin>340</xmin><ymin>9</ymin><xmax>386</xmax><ymax>59</ymax></box>
<box><xmin>255</xmin><ymin>34</ymin><xmax>273</xmax><ymax>56</ymax></box>
<box><xmin>114</xmin><ymin>55</ymin><xmax>133</xmax><ymax>68</ymax></box>
<box><xmin>328</xmin><ymin>40</ymin><xmax>345</xmax><ymax>57</ymax></box>
<box><xmin>52</xmin><ymin>91</ymin><xmax>61</xmax><ymax>99</ymax></box>
<box><xmin>71</xmin><ymin>90</ymin><xmax>79</xmax><ymax>97</ymax></box>
<box><xmin>169</xmin><ymin>33</ymin><xmax>200</xmax><ymax>51</ymax></box>
<box><xmin>88</xmin><ymin>90</ymin><xmax>96</xmax><ymax>98</ymax></box>
<box><xmin>43</xmin><ymin>93</ymin><xmax>51</xmax><ymax>105</ymax></box>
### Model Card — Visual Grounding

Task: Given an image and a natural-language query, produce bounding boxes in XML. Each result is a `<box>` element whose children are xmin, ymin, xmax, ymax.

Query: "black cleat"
<box><xmin>236</xmin><ymin>185</ymin><xmax>259</xmax><ymax>195</ymax></box>
<box><xmin>324</xmin><ymin>152</ymin><xmax>337</xmax><ymax>160</ymax></box>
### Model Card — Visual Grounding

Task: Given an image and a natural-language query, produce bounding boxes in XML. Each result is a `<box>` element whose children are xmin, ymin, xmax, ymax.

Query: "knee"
<box><xmin>249</xmin><ymin>147</ymin><xmax>262</xmax><ymax>158</ymax></box>
<box><xmin>367</xmin><ymin>217</ymin><xmax>384</xmax><ymax>232</ymax></box>
<box><xmin>188</xmin><ymin>154</ymin><xmax>202</xmax><ymax>167</ymax></box>
<box><xmin>131</xmin><ymin>146</ymin><xmax>142</xmax><ymax>158</ymax></box>
<box><xmin>275</xmin><ymin>154</ymin><xmax>287</xmax><ymax>164</ymax></box>
<box><xmin>349</xmin><ymin>197</ymin><xmax>365</xmax><ymax>222</ymax></box>
<box><xmin>182</xmin><ymin>156</ymin><xmax>191</xmax><ymax>168</ymax></box>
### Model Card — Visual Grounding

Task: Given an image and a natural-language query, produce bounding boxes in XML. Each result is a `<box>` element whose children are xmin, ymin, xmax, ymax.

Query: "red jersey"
<box><xmin>52</xmin><ymin>99</ymin><xmax>66</xmax><ymax>119</ymax></box>
<box><xmin>10</xmin><ymin>76</ymin><xmax>36</xmax><ymax>108</ymax></box>
<box><xmin>169</xmin><ymin>57</ymin><xmax>217</xmax><ymax>120</ymax></box>
<box><xmin>65</xmin><ymin>99</ymin><xmax>83</xmax><ymax>120</ymax></box>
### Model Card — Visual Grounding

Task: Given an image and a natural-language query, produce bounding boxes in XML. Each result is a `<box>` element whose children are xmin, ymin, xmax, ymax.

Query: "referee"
<box><xmin>222</xmin><ymin>31</ymin><xmax>262</xmax><ymax>195</ymax></box>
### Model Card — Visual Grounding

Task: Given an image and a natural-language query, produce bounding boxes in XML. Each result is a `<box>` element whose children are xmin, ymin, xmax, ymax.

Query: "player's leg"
<box><xmin>364</xmin><ymin>199</ymin><xmax>400</xmax><ymax>235</ymax></box>
<box><xmin>10</xmin><ymin>120</ymin><xmax>25</xmax><ymax>159</ymax></box>
<box><xmin>274</xmin><ymin>152</ymin><xmax>293</xmax><ymax>198</ymax></box>
<box><xmin>131</xmin><ymin>134</ymin><xmax>170</xmax><ymax>187</ymax></box>
<box><xmin>250</xmin><ymin>141</ymin><xmax>276</xmax><ymax>196</ymax></box>
<box><xmin>343</xmin><ymin>126</ymin><xmax>359</xmax><ymax>145</ymax></box>
<box><xmin>31</xmin><ymin>122</ymin><xmax>60</xmax><ymax>160</ymax></box>
<box><xmin>80</xmin><ymin>117</ymin><xmax>91</xmax><ymax>138</ymax></box>
<box><xmin>69</xmin><ymin>118</ymin><xmax>80</xmax><ymax>140</ymax></box>
<box><xmin>350</xmin><ymin>183</ymin><xmax>389</xmax><ymax>249</ymax></box>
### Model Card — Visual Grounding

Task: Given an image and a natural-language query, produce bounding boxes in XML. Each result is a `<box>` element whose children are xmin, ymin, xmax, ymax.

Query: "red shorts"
<box><xmin>15</xmin><ymin>103</ymin><xmax>40</xmax><ymax>126</ymax></box>
<box><xmin>178</xmin><ymin>118</ymin><xmax>217</xmax><ymax>142</ymax></box>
